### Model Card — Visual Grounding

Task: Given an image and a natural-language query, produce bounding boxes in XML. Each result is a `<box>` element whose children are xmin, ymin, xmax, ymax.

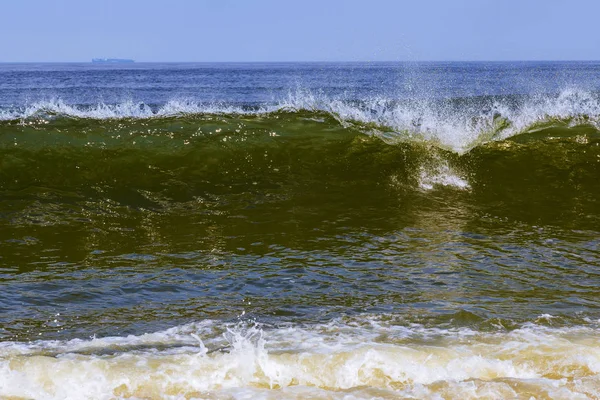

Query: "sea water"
<box><xmin>1</xmin><ymin>62</ymin><xmax>600</xmax><ymax>399</ymax></box>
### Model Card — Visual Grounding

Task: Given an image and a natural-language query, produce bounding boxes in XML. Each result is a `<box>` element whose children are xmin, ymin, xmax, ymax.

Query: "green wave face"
<box><xmin>0</xmin><ymin>109</ymin><xmax>599</xmax><ymax>344</ymax></box>
<box><xmin>1</xmin><ymin>110</ymin><xmax>599</xmax><ymax>231</ymax></box>
<box><xmin>0</xmin><ymin>111</ymin><xmax>417</xmax><ymax>198</ymax></box>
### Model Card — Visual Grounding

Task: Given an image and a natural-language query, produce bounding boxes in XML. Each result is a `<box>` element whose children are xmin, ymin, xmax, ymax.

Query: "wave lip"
<box><xmin>1</xmin><ymin>319</ymin><xmax>600</xmax><ymax>399</ymax></box>
<box><xmin>1</xmin><ymin>87</ymin><xmax>600</xmax><ymax>151</ymax></box>
<box><xmin>0</xmin><ymin>98</ymin><xmax>251</xmax><ymax>121</ymax></box>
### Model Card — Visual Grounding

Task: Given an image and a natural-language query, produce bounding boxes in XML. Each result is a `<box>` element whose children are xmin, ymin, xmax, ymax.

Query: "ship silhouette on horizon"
<box><xmin>92</xmin><ymin>58</ymin><xmax>135</xmax><ymax>63</ymax></box>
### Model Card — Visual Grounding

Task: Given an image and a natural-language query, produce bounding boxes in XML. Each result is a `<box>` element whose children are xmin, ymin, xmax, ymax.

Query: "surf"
<box><xmin>2</xmin><ymin>317</ymin><xmax>600</xmax><ymax>399</ymax></box>
<box><xmin>1</xmin><ymin>95</ymin><xmax>599</xmax><ymax>200</ymax></box>
<box><xmin>1</xmin><ymin>87</ymin><xmax>600</xmax><ymax>150</ymax></box>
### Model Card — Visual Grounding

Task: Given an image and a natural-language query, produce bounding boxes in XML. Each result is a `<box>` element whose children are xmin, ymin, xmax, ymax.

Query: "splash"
<box><xmin>1</xmin><ymin>87</ymin><xmax>600</xmax><ymax>152</ymax></box>
<box><xmin>419</xmin><ymin>161</ymin><xmax>470</xmax><ymax>191</ymax></box>
<box><xmin>1</xmin><ymin>318</ymin><xmax>600</xmax><ymax>399</ymax></box>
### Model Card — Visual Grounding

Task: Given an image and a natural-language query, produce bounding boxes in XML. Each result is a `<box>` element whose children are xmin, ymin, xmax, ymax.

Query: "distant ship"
<box><xmin>92</xmin><ymin>58</ymin><xmax>135</xmax><ymax>63</ymax></box>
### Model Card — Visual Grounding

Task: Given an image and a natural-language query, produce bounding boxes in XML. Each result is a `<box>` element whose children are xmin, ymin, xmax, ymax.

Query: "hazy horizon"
<box><xmin>2</xmin><ymin>60</ymin><xmax>600</xmax><ymax>64</ymax></box>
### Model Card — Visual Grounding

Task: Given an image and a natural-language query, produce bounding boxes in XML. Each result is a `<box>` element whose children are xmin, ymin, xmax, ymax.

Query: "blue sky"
<box><xmin>1</xmin><ymin>0</ymin><xmax>598</xmax><ymax>62</ymax></box>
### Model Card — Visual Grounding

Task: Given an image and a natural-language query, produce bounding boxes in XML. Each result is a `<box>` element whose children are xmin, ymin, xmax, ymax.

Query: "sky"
<box><xmin>1</xmin><ymin>0</ymin><xmax>598</xmax><ymax>62</ymax></box>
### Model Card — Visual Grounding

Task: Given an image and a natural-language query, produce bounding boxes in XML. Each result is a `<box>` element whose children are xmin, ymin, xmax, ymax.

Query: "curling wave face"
<box><xmin>1</xmin><ymin>89</ymin><xmax>599</xmax><ymax>229</ymax></box>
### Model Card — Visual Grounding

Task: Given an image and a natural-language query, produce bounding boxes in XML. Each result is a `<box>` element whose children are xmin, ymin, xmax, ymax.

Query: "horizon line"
<box><xmin>1</xmin><ymin>59</ymin><xmax>599</xmax><ymax>64</ymax></box>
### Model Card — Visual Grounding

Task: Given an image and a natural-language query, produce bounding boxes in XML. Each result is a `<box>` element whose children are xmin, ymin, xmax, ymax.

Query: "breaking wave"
<box><xmin>1</xmin><ymin>86</ymin><xmax>599</xmax><ymax>228</ymax></box>
<box><xmin>2</xmin><ymin>316</ymin><xmax>600</xmax><ymax>399</ymax></box>
<box><xmin>1</xmin><ymin>87</ymin><xmax>599</xmax><ymax>152</ymax></box>
<box><xmin>1</xmin><ymin>90</ymin><xmax>599</xmax><ymax>199</ymax></box>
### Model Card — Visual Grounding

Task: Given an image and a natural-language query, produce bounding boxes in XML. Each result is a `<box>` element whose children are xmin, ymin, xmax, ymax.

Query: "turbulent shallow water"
<box><xmin>1</xmin><ymin>62</ymin><xmax>600</xmax><ymax>399</ymax></box>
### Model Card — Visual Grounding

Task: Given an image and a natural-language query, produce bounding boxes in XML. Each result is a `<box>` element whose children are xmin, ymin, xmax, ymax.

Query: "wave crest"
<box><xmin>1</xmin><ymin>88</ymin><xmax>600</xmax><ymax>151</ymax></box>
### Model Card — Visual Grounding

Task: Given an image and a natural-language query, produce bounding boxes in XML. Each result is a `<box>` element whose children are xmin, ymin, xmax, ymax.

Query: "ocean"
<box><xmin>1</xmin><ymin>61</ymin><xmax>599</xmax><ymax>399</ymax></box>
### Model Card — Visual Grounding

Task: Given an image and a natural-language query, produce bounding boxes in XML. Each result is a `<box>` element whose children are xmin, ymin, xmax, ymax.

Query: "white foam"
<box><xmin>1</xmin><ymin>87</ymin><xmax>599</xmax><ymax>152</ymax></box>
<box><xmin>419</xmin><ymin>161</ymin><xmax>470</xmax><ymax>191</ymax></box>
<box><xmin>1</xmin><ymin>318</ymin><xmax>600</xmax><ymax>399</ymax></box>
<box><xmin>0</xmin><ymin>98</ymin><xmax>250</xmax><ymax>121</ymax></box>
<box><xmin>278</xmin><ymin>86</ymin><xmax>600</xmax><ymax>151</ymax></box>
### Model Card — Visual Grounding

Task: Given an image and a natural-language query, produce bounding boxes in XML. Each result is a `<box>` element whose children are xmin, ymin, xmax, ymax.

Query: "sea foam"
<box><xmin>1</xmin><ymin>318</ymin><xmax>600</xmax><ymax>399</ymax></box>
<box><xmin>1</xmin><ymin>87</ymin><xmax>599</xmax><ymax>153</ymax></box>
